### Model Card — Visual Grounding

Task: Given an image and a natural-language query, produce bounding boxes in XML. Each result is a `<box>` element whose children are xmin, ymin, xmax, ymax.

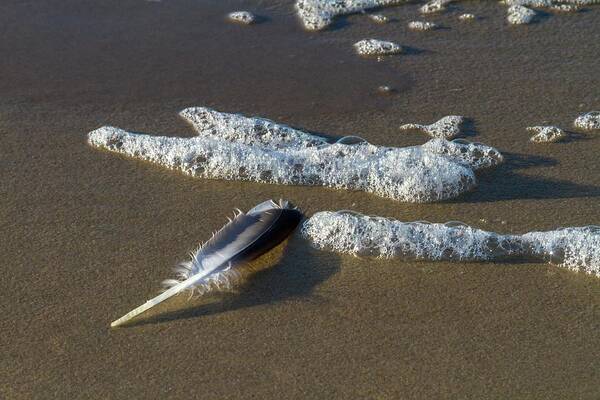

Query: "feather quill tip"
<box><xmin>111</xmin><ymin>319</ymin><xmax>125</xmax><ymax>328</ymax></box>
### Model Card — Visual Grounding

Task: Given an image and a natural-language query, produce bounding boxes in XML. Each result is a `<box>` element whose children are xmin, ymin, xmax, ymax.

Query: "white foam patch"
<box><xmin>181</xmin><ymin>107</ymin><xmax>502</xmax><ymax>170</ymax></box>
<box><xmin>369</xmin><ymin>14</ymin><xmax>390</xmax><ymax>23</ymax></box>
<box><xmin>458</xmin><ymin>13</ymin><xmax>476</xmax><ymax>21</ymax></box>
<box><xmin>88</xmin><ymin>127</ymin><xmax>476</xmax><ymax>203</ymax></box>
<box><xmin>503</xmin><ymin>0</ymin><xmax>551</xmax><ymax>6</ymax></box>
<box><xmin>353</xmin><ymin>39</ymin><xmax>403</xmax><ymax>56</ymax></box>
<box><xmin>227</xmin><ymin>11</ymin><xmax>256</xmax><ymax>24</ymax></box>
<box><xmin>507</xmin><ymin>4</ymin><xmax>537</xmax><ymax>24</ymax></box>
<box><xmin>293</xmin><ymin>0</ymin><xmax>596</xmax><ymax>30</ymax></box>
<box><xmin>88</xmin><ymin>108</ymin><xmax>503</xmax><ymax>203</ymax></box>
<box><xmin>179</xmin><ymin>107</ymin><xmax>328</xmax><ymax>150</ymax></box>
<box><xmin>574</xmin><ymin>111</ymin><xmax>600</xmax><ymax>131</ymax></box>
<box><xmin>421</xmin><ymin>139</ymin><xmax>503</xmax><ymax>170</ymax></box>
<box><xmin>295</xmin><ymin>0</ymin><xmax>405</xmax><ymax>30</ymax></box>
<box><xmin>548</xmin><ymin>3</ymin><xmax>581</xmax><ymax>11</ymax></box>
<box><xmin>527</xmin><ymin>126</ymin><xmax>566</xmax><ymax>143</ymax></box>
<box><xmin>302</xmin><ymin>211</ymin><xmax>600</xmax><ymax>277</ymax></box>
<box><xmin>420</xmin><ymin>0</ymin><xmax>453</xmax><ymax>14</ymax></box>
<box><xmin>502</xmin><ymin>0</ymin><xmax>586</xmax><ymax>8</ymax></box>
<box><xmin>408</xmin><ymin>21</ymin><xmax>438</xmax><ymax>30</ymax></box>
<box><xmin>399</xmin><ymin>116</ymin><xmax>465</xmax><ymax>140</ymax></box>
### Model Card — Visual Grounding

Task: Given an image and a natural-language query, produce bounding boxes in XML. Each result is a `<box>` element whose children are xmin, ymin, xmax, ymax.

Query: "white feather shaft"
<box><xmin>110</xmin><ymin>267</ymin><xmax>214</xmax><ymax>327</ymax></box>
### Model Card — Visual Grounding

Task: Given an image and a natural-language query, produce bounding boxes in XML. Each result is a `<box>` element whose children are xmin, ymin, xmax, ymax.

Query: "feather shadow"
<box><xmin>125</xmin><ymin>234</ymin><xmax>339</xmax><ymax>327</ymax></box>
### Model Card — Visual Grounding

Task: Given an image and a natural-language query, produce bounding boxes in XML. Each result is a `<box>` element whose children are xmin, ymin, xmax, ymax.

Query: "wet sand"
<box><xmin>1</xmin><ymin>0</ymin><xmax>599</xmax><ymax>398</ymax></box>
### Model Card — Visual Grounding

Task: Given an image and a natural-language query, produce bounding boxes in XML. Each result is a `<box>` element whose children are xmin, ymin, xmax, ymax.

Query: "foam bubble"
<box><xmin>548</xmin><ymin>3</ymin><xmax>581</xmax><ymax>12</ymax></box>
<box><xmin>354</xmin><ymin>39</ymin><xmax>403</xmax><ymax>56</ymax></box>
<box><xmin>408</xmin><ymin>21</ymin><xmax>438</xmax><ymax>30</ymax></box>
<box><xmin>369</xmin><ymin>14</ymin><xmax>390</xmax><ymax>23</ymax></box>
<box><xmin>527</xmin><ymin>126</ymin><xmax>566</xmax><ymax>143</ymax></box>
<box><xmin>88</xmin><ymin>108</ymin><xmax>504</xmax><ymax>203</ymax></box>
<box><xmin>574</xmin><ymin>111</ymin><xmax>600</xmax><ymax>131</ymax></box>
<box><xmin>302</xmin><ymin>211</ymin><xmax>600</xmax><ymax>277</ymax></box>
<box><xmin>377</xmin><ymin>85</ymin><xmax>395</xmax><ymax>94</ymax></box>
<box><xmin>507</xmin><ymin>5</ymin><xmax>537</xmax><ymax>24</ymax></box>
<box><xmin>227</xmin><ymin>11</ymin><xmax>256</xmax><ymax>24</ymax></box>
<box><xmin>458</xmin><ymin>13</ymin><xmax>476</xmax><ymax>21</ymax></box>
<box><xmin>399</xmin><ymin>116</ymin><xmax>465</xmax><ymax>140</ymax></box>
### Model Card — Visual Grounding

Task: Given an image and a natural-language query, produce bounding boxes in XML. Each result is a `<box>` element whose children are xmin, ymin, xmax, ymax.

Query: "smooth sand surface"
<box><xmin>1</xmin><ymin>0</ymin><xmax>599</xmax><ymax>398</ymax></box>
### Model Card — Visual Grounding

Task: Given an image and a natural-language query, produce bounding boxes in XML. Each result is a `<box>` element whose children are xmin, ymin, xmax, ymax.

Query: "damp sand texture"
<box><xmin>1</xmin><ymin>1</ymin><xmax>600</xmax><ymax>399</ymax></box>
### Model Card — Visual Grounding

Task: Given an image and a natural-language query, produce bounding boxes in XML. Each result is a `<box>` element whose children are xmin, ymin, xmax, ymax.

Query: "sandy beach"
<box><xmin>1</xmin><ymin>0</ymin><xmax>599</xmax><ymax>398</ymax></box>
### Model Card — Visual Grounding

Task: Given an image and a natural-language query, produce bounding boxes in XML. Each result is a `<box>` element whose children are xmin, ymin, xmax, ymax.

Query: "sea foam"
<box><xmin>179</xmin><ymin>107</ymin><xmax>327</xmax><ymax>150</ymax></box>
<box><xmin>399</xmin><ymin>116</ymin><xmax>466</xmax><ymax>140</ymax></box>
<box><xmin>227</xmin><ymin>11</ymin><xmax>256</xmax><ymax>24</ymax></box>
<box><xmin>88</xmin><ymin>107</ymin><xmax>503</xmax><ymax>203</ymax></box>
<box><xmin>353</xmin><ymin>39</ymin><xmax>403</xmax><ymax>56</ymax></box>
<box><xmin>302</xmin><ymin>211</ymin><xmax>600</xmax><ymax>277</ymax></box>
<box><xmin>294</xmin><ymin>0</ymin><xmax>597</xmax><ymax>30</ymax></box>
<box><xmin>507</xmin><ymin>4</ymin><xmax>537</xmax><ymax>24</ymax></box>
<box><xmin>369</xmin><ymin>14</ymin><xmax>390</xmax><ymax>23</ymax></box>
<box><xmin>181</xmin><ymin>108</ymin><xmax>502</xmax><ymax>171</ymax></box>
<box><xmin>527</xmin><ymin>125</ymin><xmax>566</xmax><ymax>143</ymax></box>
<box><xmin>408</xmin><ymin>21</ymin><xmax>438</xmax><ymax>31</ymax></box>
<box><xmin>574</xmin><ymin>111</ymin><xmax>600</xmax><ymax>131</ymax></box>
<box><xmin>420</xmin><ymin>0</ymin><xmax>453</xmax><ymax>14</ymax></box>
<box><xmin>295</xmin><ymin>0</ymin><xmax>405</xmax><ymax>30</ymax></box>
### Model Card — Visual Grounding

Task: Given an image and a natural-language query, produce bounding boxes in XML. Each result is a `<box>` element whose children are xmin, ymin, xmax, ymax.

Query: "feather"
<box><xmin>110</xmin><ymin>199</ymin><xmax>302</xmax><ymax>327</ymax></box>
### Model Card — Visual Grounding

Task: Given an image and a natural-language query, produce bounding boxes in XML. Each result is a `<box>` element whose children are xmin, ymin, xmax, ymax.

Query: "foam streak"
<box><xmin>88</xmin><ymin>108</ymin><xmax>503</xmax><ymax>203</ymax></box>
<box><xmin>303</xmin><ymin>211</ymin><xmax>600</xmax><ymax>277</ymax></box>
